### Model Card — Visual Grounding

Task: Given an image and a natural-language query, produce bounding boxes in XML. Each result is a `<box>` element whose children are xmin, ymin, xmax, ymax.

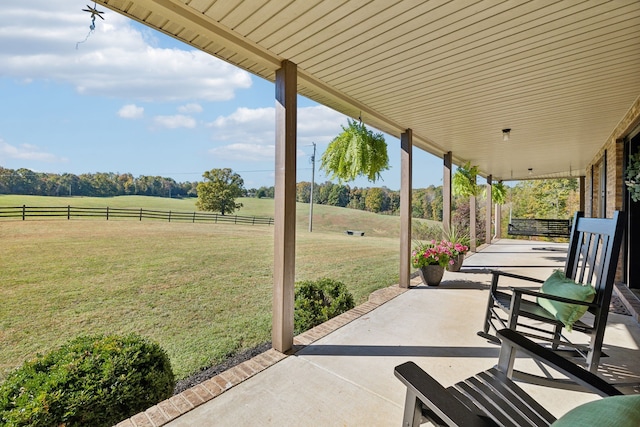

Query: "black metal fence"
<box><xmin>0</xmin><ymin>205</ymin><xmax>274</xmax><ymax>226</ymax></box>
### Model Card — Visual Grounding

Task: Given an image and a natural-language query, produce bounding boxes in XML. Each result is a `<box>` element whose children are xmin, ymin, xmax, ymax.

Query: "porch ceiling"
<box><xmin>95</xmin><ymin>0</ymin><xmax>640</xmax><ymax>181</ymax></box>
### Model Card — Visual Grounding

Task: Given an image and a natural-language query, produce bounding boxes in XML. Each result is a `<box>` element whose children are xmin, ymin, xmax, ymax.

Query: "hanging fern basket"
<box><xmin>452</xmin><ymin>162</ymin><xmax>479</xmax><ymax>197</ymax></box>
<box><xmin>320</xmin><ymin>119</ymin><xmax>389</xmax><ymax>183</ymax></box>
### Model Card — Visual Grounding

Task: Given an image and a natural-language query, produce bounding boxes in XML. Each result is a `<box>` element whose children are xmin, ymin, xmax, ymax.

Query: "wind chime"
<box><xmin>76</xmin><ymin>2</ymin><xmax>105</xmax><ymax>49</ymax></box>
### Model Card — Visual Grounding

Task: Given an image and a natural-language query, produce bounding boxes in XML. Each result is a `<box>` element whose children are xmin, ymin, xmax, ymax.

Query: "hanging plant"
<box><xmin>492</xmin><ymin>182</ymin><xmax>507</xmax><ymax>205</ymax></box>
<box><xmin>625</xmin><ymin>152</ymin><xmax>640</xmax><ymax>202</ymax></box>
<box><xmin>452</xmin><ymin>162</ymin><xmax>479</xmax><ymax>197</ymax></box>
<box><xmin>320</xmin><ymin>119</ymin><xmax>389</xmax><ymax>183</ymax></box>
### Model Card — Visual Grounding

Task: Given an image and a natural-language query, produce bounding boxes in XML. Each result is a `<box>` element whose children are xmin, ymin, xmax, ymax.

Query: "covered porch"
<box><xmin>119</xmin><ymin>240</ymin><xmax>640</xmax><ymax>426</ymax></box>
<box><xmin>92</xmin><ymin>0</ymin><xmax>640</xmax><ymax>355</ymax></box>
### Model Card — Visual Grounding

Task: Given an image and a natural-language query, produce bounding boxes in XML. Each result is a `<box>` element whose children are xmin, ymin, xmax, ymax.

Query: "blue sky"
<box><xmin>0</xmin><ymin>1</ymin><xmax>444</xmax><ymax>191</ymax></box>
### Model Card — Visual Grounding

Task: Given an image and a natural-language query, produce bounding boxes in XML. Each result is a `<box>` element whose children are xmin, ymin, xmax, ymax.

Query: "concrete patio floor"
<box><xmin>119</xmin><ymin>239</ymin><xmax>640</xmax><ymax>427</ymax></box>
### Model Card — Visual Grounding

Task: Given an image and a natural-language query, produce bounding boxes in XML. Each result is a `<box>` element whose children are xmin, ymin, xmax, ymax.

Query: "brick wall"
<box><xmin>585</xmin><ymin>95</ymin><xmax>640</xmax><ymax>283</ymax></box>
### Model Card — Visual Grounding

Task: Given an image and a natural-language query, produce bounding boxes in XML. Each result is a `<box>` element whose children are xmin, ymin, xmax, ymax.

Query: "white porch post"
<box><xmin>486</xmin><ymin>175</ymin><xmax>492</xmax><ymax>244</ymax></box>
<box><xmin>273</xmin><ymin>60</ymin><xmax>297</xmax><ymax>353</ymax></box>
<box><xmin>400</xmin><ymin>129</ymin><xmax>412</xmax><ymax>288</ymax></box>
<box><xmin>443</xmin><ymin>152</ymin><xmax>452</xmax><ymax>232</ymax></box>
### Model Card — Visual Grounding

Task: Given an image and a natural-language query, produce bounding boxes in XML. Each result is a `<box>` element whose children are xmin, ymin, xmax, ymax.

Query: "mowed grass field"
<box><xmin>0</xmin><ymin>195</ymin><xmax>439</xmax><ymax>380</ymax></box>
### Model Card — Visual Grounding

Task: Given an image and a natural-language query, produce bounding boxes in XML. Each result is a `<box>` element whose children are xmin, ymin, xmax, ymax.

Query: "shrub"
<box><xmin>0</xmin><ymin>333</ymin><xmax>175</xmax><ymax>427</ymax></box>
<box><xmin>294</xmin><ymin>278</ymin><xmax>355</xmax><ymax>334</ymax></box>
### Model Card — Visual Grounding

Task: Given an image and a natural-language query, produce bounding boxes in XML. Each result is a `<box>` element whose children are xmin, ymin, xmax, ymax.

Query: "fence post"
<box><xmin>169</xmin><ymin>211</ymin><xmax>171</xmax><ymax>222</ymax></box>
<box><xmin>140</xmin><ymin>208</ymin><xmax>143</xmax><ymax>221</ymax></box>
<box><xmin>215</xmin><ymin>214</ymin><xmax>218</xmax><ymax>223</ymax></box>
<box><xmin>68</xmin><ymin>205</ymin><xmax>71</xmax><ymax>220</ymax></box>
<box><xmin>235</xmin><ymin>215</ymin><xmax>237</xmax><ymax>224</ymax></box>
<box><xmin>193</xmin><ymin>212</ymin><xmax>196</xmax><ymax>223</ymax></box>
<box><xmin>253</xmin><ymin>216</ymin><xmax>256</xmax><ymax>225</ymax></box>
<box><xmin>106</xmin><ymin>206</ymin><xmax>109</xmax><ymax>221</ymax></box>
<box><xmin>22</xmin><ymin>205</ymin><xmax>26</xmax><ymax>221</ymax></box>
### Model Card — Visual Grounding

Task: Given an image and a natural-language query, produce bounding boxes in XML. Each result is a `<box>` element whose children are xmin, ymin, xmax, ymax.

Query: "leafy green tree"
<box><xmin>296</xmin><ymin>182</ymin><xmax>311</xmax><ymax>202</ymax></box>
<box><xmin>196</xmin><ymin>168</ymin><xmax>245</xmax><ymax>215</ymax></box>
<box><xmin>365</xmin><ymin>187</ymin><xmax>386</xmax><ymax>212</ymax></box>
<box><xmin>327</xmin><ymin>184</ymin><xmax>350</xmax><ymax>207</ymax></box>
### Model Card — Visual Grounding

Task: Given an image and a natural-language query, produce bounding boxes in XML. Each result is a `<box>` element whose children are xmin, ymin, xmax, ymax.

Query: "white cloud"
<box><xmin>0</xmin><ymin>139</ymin><xmax>66</xmax><ymax>163</ymax></box>
<box><xmin>154</xmin><ymin>115</ymin><xmax>197</xmax><ymax>129</ymax></box>
<box><xmin>0</xmin><ymin>1</ymin><xmax>252</xmax><ymax>102</ymax></box>
<box><xmin>178</xmin><ymin>103</ymin><xmax>203</xmax><ymax>114</ymax></box>
<box><xmin>118</xmin><ymin>104</ymin><xmax>144</xmax><ymax>119</ymax></box>
<box><xmin>206</xmin><ymin>105</ymin><xmax>348</xmax><ymax>161</ymax></box>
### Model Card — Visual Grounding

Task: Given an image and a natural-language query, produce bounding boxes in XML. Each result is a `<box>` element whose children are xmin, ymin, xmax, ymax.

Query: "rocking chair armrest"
<box><xmin>511</xmin><ymin>288</ymin><xmax>598</xmax><ymax>308</ymax></box>
<box><xmin>394</xmin><ymin>362</ymin><xmax>494</xmax><ymax>427</ymax></box>
<box><xmin>496</xmin><ymin>329</ymin><xmax>622</xmax><ymax>397</ymax></box>
<box><xmin>491</xmin><ymin>270</ymin><xmax>545</xmax><ymax>284</ymax></box>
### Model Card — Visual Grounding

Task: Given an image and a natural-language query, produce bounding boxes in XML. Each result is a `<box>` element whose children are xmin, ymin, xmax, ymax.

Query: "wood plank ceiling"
<box><xmin>94</xmin><ymin>0</ymin><xmax>640</xmax><ymax>181</ymax></box>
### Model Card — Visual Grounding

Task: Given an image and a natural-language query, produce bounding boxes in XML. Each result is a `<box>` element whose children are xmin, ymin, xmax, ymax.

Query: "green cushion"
<box><xmin>551</xmin><ymin>395</ymin><xmax>640</xmax><ymax>427</ymax></box>
<box><xmin>537</xmin><ymin>270</ymin><xmax>595</xmax><ymax>330</ymax></box>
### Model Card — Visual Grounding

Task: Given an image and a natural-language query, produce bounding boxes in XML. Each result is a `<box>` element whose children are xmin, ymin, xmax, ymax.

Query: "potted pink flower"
<box><xmin>411</xmin><ymin>240</ymin><xmax>454</xmax><ymax>286</ymax></box>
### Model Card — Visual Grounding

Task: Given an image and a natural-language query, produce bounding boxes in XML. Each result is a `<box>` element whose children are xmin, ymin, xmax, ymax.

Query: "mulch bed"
<box><xmin>174</xmin><ymin>342</ymin><xmax>272</xmax><ymax>395</ymax></box>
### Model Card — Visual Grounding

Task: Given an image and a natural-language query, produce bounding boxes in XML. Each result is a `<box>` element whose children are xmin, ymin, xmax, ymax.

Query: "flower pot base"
<box><xmin>418</xmin><ymin>265</ymin><xmax>445</xmax><ymax>287</ymax></box>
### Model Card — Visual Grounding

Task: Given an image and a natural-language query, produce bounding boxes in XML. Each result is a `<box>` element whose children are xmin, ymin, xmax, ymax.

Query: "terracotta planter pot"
<box><xmin>418</xmin><ymin>265</ymin><xmax>445</xmax><ymax>286</ymax></box>
<box><xmin>447</xmin><ymin>254</ymin><xmax>465</xmax><ymax>272</ymax></box>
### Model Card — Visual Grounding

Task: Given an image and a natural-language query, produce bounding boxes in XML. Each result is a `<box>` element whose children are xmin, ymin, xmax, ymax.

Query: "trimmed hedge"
<box><xmin>0</xmin><ymin>333</ymin><xmax>175</xmax><ymax>427</ymax></box>
<box><xmin>294</xmin><ymin>278</ymin><xmax>355</xmax><ymax>334</ymax></box>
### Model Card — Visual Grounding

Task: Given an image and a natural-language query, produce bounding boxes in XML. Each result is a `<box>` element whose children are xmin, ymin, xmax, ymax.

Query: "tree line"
<box><xmin>0</xmin><ymin>167</ymin><xmax>198</xmax><ymax>198</ymax></box>
<box><xmin>0</xmin><ymin>166</ymin><xmax>579</xmax><ymax>223</ymax></box>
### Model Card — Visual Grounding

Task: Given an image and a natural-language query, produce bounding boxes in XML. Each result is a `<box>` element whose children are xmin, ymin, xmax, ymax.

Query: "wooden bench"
<box><xmin>508</xmin><ymin>218</ymin><xmax>571</xmax><ymax>238</ymax></box>
<box><xmin>345</xmin><ymin>230</ymin><xmax>365</xmax><ymax>236</ymax></box>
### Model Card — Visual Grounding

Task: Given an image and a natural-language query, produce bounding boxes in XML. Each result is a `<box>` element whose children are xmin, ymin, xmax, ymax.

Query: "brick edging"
<box><xmin>115</xmin><ymin>284</ymin><xmax>407</xmax><ymax>427</ymax></box>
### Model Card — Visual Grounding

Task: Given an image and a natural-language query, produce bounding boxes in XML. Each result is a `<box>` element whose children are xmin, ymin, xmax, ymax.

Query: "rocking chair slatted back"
<box><xmin>479</xmin><ymin>211</ymin><xmax>625</xmax><ymax>374</ymax></box>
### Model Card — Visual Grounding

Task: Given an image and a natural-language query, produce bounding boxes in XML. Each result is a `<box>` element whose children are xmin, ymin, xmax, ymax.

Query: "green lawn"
<box><xmin>0</xmin><ymin>196</ymin><xmax>435</xmax><ymax>380</ymax></box>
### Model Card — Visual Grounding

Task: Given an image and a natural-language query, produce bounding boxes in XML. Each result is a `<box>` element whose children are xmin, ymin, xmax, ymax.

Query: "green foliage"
<box><xmin>625</xmin><ymin>152</ymin><xmax>640</xmax><ymax>202</ymax></box>
<box><xmin>411</xmin><ymin>221</ymin><xmax>442</xmax><ymax>240</ymax></box>
<box><xmin>492</xmin><ymin>182</ymin><xmax>507</xmax><ymax>205</ymax></box>
<box><xmin>294</xmin><ymin>279</ymin><xmax>355</xmax><ymax>334</ymax></box>
<box><xmin>452</xmin><ymin>162</ymin><xmax>479</xmax><ymax>197</ymax></box>
<box><xmin>511</xmin><ymin>179</ymin><xmax>579</xmax><ymax>219</ymax></box>
<box><xmin>320</xmin><ymin>119</ymin><xmax>389</xmax><ymax>183</ymax></box>
<box><xmin>441</xmin><ymin>224</ymin><xmax>470</xmax><ymax>247</ymax></box>
<box><xmin>365</xmin><ymin>187</ymin><xmax>386</xmax><ymax>212</ymax></box>
<box><xmin>0</xmin><ymin>334</ymin><xmax>175</xmax><ymax>427</ymax></box>
<box><xmin>0</xmin><ymin>166</ymin><xmax>197</xmax><ymax>198</ymax></box>
<box><xmin>196</xmin><ymin>168</ymin><xmax>245</xmax><ymax>215</ymax></box>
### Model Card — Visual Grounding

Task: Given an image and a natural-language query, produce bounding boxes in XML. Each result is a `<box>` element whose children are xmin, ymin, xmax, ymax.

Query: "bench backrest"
<box><xmin>509</xmin><ymin>218</ymin><xmax>571</xmax><ymax>237</ymax></box>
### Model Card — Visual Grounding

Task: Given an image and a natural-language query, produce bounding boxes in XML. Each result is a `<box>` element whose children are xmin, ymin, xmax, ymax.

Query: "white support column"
<box><xmin>486</xmin><ymin>175</ymin><xmax>492</xmax><ymax>245</ymax></box>
<box><xmin>400</xmin><ymin>129</ymin><xmax>413</xmax><ymax>288</ymax></box>
<box><xmin>443</xmin><ymin>152</ymin><xmax>452</xmax><ymax>232</ymax></box>
<box><xmin>470</xmin><ymin>195</ymin><xmax>477</xmax><ymax>252</ymax></box>
<box><xmin>273</xmin><ymin>60</ymin><xmax>297</xmax><ymax>353</ymax></box>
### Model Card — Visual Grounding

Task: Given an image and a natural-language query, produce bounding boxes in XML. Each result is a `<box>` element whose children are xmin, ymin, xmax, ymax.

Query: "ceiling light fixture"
<box><xmin>528</xmin><ymin>168</ymin><xmax>533</xmax><ymax>175</ymax></box>
<box><xmin>502</xmin><ymin>128</ymin><xmax>511</xmax><ymax>142</ymax></box>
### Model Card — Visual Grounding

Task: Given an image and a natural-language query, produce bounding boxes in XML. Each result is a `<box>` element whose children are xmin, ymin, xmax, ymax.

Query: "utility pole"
<box><xmin>309</xmin><ymin>142</ymin><xmax>316</xmax><ymax>232</ymax></box>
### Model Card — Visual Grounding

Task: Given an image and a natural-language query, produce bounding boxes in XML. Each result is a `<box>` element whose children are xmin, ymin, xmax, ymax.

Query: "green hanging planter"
<box><xmin>452</xmin><ymin>162</ymin><xmax>479</xmax><ymax>197</ymax></box>
<box><xmin>320</xmin><ymin>119</ymin><xmax>389</xmax><ymax>183</ymax></box>
<box><xmin>492</xmin><ymin>181</ymin><xmax>507</xmax><ymax>205</ymax></box>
